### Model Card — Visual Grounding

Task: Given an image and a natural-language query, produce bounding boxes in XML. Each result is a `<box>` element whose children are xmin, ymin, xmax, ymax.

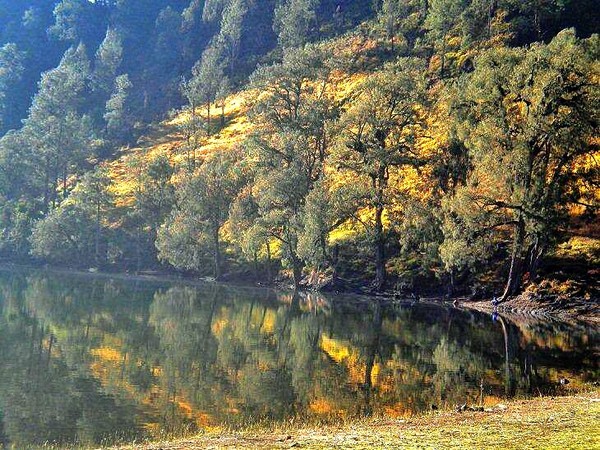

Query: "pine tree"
<box><xmin>273</xmin><ymin>0</ymin><xmax>319</xmax><ymax>51</ymax></box>
<box><xmin>0</xmin><ymin>43</ymin><xmax>25</xmax><ymax>132</ymax></box>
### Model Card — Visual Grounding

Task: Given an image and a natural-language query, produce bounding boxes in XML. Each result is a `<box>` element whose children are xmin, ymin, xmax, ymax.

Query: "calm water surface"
<box><xmin>0</xmin><ymin>267</ymin><xmax>597</xmax><ymax>448</ymax></box>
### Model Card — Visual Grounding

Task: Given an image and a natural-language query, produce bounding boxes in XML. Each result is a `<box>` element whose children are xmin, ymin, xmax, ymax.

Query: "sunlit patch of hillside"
<box><xmin>102</xmin><ymin>27</ymin><xmax>398</xmax><ymax>253</ymax></box>
<box><xmin>106</xmin><ymin>88</ymin><xmax>255</xmax><ymax>209</ymax></box>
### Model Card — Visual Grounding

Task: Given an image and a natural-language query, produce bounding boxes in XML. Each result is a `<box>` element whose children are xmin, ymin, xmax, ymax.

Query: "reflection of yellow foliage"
<box><xmin>348</xmin><ymin>360</ymin><xmax>366</xmax><ymax>386</ymax></box>
<box><xmin>320</xmin><ymin>334</ymin><xmax>369</xmax><ymax>386</ymax></box>
<box><xmin>384</xmin><ymin>403</ymin><xmax>414</xmax><ymax>419</ymax></box>
<box><xmin>212</xmin><ymin>318</ymin><xmax>228</xmax><ymax>336</ymax></box>
<box><xmin>320</xmin><ymin>334</ymin><xmax>350</xmax><ymax>363</ymax></box>
<box><xmin>256</xmin><ymin>360</ymin><xmax>271</xmax><ymax>372</ymax></box>
<box><xmin>176</xmin><ymin>397</ymin><xmax>194</xmax><ymax>417</ymax></box>
<box><xmin>195</xmin><ymin>412</ymin><xmax>215</xmax><ymax>429</ymax></box>
<box><xmin>309</xmin><ymin>398</ymin><xmax>333</xmax><ymax>414</ymax></box>
<box><xmin>91</xmin><ymin>346</ymin><xmax>123</xmax><ymax>362</ymax></box>
<box><xmin>261</xmin><ymin>309</ymin><xmax>277</xmax><ymax>334</ymax></box>
<box><xmin>143</xmin><ymin>422</ymin><xmax>161</xmax><ymax>435</ymax></box>
<box><xmin>371</xmin><ymin>362</ymin><xmax>381</xmax><ymax>387</ymax></box>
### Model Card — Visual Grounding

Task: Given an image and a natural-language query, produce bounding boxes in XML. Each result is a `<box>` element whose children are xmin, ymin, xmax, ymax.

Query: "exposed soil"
<box><xmin>465</xmin><ymin>295</ymin><xmax>600</xmax><ymax>325</ymax></box>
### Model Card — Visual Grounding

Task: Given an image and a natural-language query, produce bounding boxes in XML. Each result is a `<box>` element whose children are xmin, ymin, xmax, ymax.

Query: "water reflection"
<box><xmin>0</xmin><ymin>268</ymin><xmax>597</xmax><ymax>448</ymax></box>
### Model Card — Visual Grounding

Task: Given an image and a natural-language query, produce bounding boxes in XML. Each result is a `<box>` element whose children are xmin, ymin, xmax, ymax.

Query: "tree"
<box><xmin>505</xmin><ymin>0</ymin><xmax>565</xmax><ymax>42</ymax></box>
<box><xmin>377</xmin><ymin>0</ymin><xmax>413</xmax><ymax>53</ymax></box>
<box><xmin>273</xmin><ymin>0</ymin><xmax>319</xmax><ymax>51</ymax></box>
<box><xmin>187</xmin><ymin>42</ymin><xmax>225</xmax><ymax>135</ymax></box>
<box><xmin>21</xmin><ymin>43</ymin><xmax>95</xmax><ymax>211</ymax></box>
<box><xmin>229</xmin><ymin>185</ymin><xmax>273</xmax><ymax>280</ymax></box>
<box><xmin>202</xmin><ymin>0</ymin><xmax>228</xmax><ymax>22</ymax></box>
<box><xmin>48</xmin><ymin>0</ymin><xmax>87</xmax><ymax>42</ymax></box>
<box><xmin>157</xmin><ymin>149</ymin><xmax>244</xmax><ymax>279</ymax></box>
<box><xmin>147</xmin><ymin>6</ymin><xmax>184</xmax><ymax>112</ymax></box>
<box><xmin>48</xmin><ymin>0</ymin><xmax>106</xmax><ymax>45</ymax></box>
<box><xmin>0</xmin><ymin>43</ymin><xmax>25</xmax><ymax>133</ymax></box>
<box><xmin>104</xmin><ymin>74</ymin><xmax>132</xmax><ymax>141</ymax></box>
<box><xmin>135</xmin><ymin>154</ymin><xmax>175</xmax><ymax>237</ymax></box>
<box><xmin>178</xmin><ymin>82</ymin><xmax>203</xmax><ymax>170</ymax></box>
<box><xmin>92</xmin><ymin>27</ymin><xmax>123</xmax><ymax>97</ymax></box>
<box><xmin>30</xmin><ymin>168</ymin><xmax>113</xmax><ymax>265</ymax></box>
<box><xmin>424</xmin><ymin>0</ymin><xmax>467</xmax><ymax>77</ymax></box>
<box><xmin>218</xmin><ymin>0</ymin><xmax>248</xmax><ymax>79</ymax></box>
<box><xmin>242</xmin><ymin>44</ymin><xmax>336</xmax><ymax>287</ymax></box>
<box><xmin>441</xmin><ymin>29</ymin><xmax>599</xmax><ymax>299</ymax></box>
<box><xmin>332</xmin><ymin>58</ymin><xmax>428</xmax><ymax>290</ymax></box>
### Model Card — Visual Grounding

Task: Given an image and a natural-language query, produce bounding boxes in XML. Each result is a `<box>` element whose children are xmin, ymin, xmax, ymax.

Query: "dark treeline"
<box><xmin>0</xmin><ymin>0</ymin><xmax>598</xmax><ymax>299</ymax></box>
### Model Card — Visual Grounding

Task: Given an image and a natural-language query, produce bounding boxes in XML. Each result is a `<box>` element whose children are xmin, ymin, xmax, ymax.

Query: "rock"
<box><xmin>468</xmin><ymin>406</ymin><xmax>485</xmax><ymax>412</ymax></box>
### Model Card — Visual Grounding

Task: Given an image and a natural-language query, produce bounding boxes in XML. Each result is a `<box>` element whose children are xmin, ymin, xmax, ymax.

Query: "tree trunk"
<box><xmin>43</xmin><ymin>157</ymin><xmax>50</xmax><ymax>213</ymax></box>
<box><xmin>135</xmin><ymin>225</ymin><xmax>141</xmax><ymax>274</ymax></box>
<box><xmin>502</xmin><ymin>216</ymin><xmax>526</xmax><ymax>300</ymax></box>
<box><xmin>46</xmin><ymin>334</ymin><xmax>55</xmax><ymax>368</ymax></box>
<box><xmin>62</xmin><ymin>165</ymin><xmax>68</xmax><ymax>200</ymax></box>
<box><xmin>213</xmin><ymin>225</ymin><xmax>221</xmax><ymax>280</ymax></box>
<box><xmin>253</xmin><ymin>251</ymin><xmax>259</xmax><ymax>280</ymax></box>
<box><xmin>207</xmin><ymin>102</ymin><xmax>211</xmax><ymax>136</ymax></box>
<box><xmin>497</xmin><ymin>316</ymin><xmax>514</xmax><ymax>396</ymax></box>
<box><xmin>266</xmin><ymin>241</ymin><xmax>272</xmax><ymax>283</ymax></box>
<box><xmin>292</xmin><ymin>257</ymin><xmax>303</xmax><ymax>290</ymax></box>
<box><xmin>95</xmin><ymin>201</ymin><xmax>101</xmax><ymax>265</ymax></box>
<box><xmin>374</xmin><ymin>204</ymin><xmax>386</xmax><ymax>291</ymax></box>
<box><xmin>331</xmin><ymin>243</ymin><xmax>339</xmax><ymax>287</ymax></box>
<box><xmin>440</xmin><ymin>34</ymin><xmax>446</xmax><ymax>78</ymax></box>
<box><xmin>528</xmin><ymin>238</ymin><xmax>544</xmax><ymax>281</ymax></box>
<box><xmin>361</xmin><ymin>300</ymin><xmax>382</xmax><ymax>416</ymax></box>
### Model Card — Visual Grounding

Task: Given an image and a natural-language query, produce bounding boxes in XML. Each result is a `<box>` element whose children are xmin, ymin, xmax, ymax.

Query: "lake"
<box><xmin>0</xmin><ymin>267</ymin><xmax>597</xmax><ymax>448</ymax></box>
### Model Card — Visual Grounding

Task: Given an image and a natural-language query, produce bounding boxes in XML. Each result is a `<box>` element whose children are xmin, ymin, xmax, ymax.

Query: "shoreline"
<box><xmin>1</xmin><ymin>262</ymin><xmax>598</xmax><ymax>325</ymax></box>
<box><xmin>114</xmin><ymin>390</ymin><xmax>600</xmax><ymax>449</ymax></box>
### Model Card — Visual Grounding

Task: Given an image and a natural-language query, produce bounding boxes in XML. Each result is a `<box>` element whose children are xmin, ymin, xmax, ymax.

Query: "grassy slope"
<box><xmin>117</xmin><ymin>389</ymin><xmax>600</xmax><ymax>449</ymax></box>
<box><xmin>106</xmin><ymin>88</ymin><xmax>256</xmax><ymax>208</ymax></box>
<box><xmin>103</xmin><ymin>28</ymin><xmax>599</xmax><ymax>297</ymax></box>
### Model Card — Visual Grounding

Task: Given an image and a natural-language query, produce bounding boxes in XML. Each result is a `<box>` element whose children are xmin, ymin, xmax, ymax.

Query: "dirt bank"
<box><xmin>464</xmin><ymin>294</ymin><xmax>599</xmax><ymax>325</ymax></box>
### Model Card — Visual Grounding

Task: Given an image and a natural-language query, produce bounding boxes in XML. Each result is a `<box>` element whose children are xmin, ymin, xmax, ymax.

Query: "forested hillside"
<box><xmin>0</xmin><ymin>0</ymin><xmax>598</xmax><ymax>300</ymax></box>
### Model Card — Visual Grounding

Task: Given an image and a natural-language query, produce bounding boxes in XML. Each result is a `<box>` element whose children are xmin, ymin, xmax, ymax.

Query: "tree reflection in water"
<box><xmin>0</xmin><ymin>268</ymin><xmax>596</xmax><ymax>447</ymax></box>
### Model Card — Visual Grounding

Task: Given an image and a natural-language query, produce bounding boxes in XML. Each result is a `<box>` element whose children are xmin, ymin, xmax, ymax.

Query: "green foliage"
<box><xmin>104</xmin><ymin>74</ymin><xmax>132</xmax><ymax>141</ymax></box>
<box><xmin>332</xmin><ymin>58</ymin><xmax>428</xmax><ymax>289</ymax></box>
<box><xmin>241</xmin><ymin>44</ymin><xmax>337</xmax><ymax>285</ymax></box>
<box><xmin>274</xmin><ymin>0</ymin><xmax>319</xmax><ymax>51</ymax></box>
<box><xmin>441</xmin><ymin>29</ymin><xmax>599</xmax><ymax>296</ymax></box>
<box><xmin>0</xmin><ymin>0</ymin><xmax>597</xmax><ymax>298</ymax></box>
<box><xmin>92</xmin><ymin>27</ymin><xmax>123</xmax><ymax>97</ymax></box>
<box><xmin>218</xmin><ymin>0</ymin><xmax>248</xmax><ymax>78</ymax></box>
<box><xmin>157</xmin><ymin>149</ymin><xmax>245</xmax><ymax>278</ymax></box>
<box><xmin>30</xmin><ymin>168</ymin><xmax>113</xmax><ymax>265</ymax></box>
<box><xmin>0</xmin><ymin>43</ymin><xmax>24</xmax><ymax>131</ymax></box>
<box><xmin>48</xmin><ymin>0</ymin><xmax>86</xmax><ymax>42</ymax></box>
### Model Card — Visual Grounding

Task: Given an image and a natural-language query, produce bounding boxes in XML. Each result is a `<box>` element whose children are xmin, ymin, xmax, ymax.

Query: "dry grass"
<box><xmin>115</xmin><ymin>390</ymin><xmax>600</xmax><ymax>449</ymax></box>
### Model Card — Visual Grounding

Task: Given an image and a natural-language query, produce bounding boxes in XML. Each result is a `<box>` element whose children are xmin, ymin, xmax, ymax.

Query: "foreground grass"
<box><xmin>116</xmin><ymin>390</ymin><xmax>600</xmax><ymax>449</ymax></box>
